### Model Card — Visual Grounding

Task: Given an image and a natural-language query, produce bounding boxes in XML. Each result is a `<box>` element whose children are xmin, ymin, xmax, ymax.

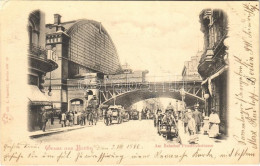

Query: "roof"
<box><xmin>46</xmin><ymin>19</ymin><xmax>110</xmax><ymax>37</ymax></box>
<box><xmin>64</xmin><ymin>19</ymin><xmax>109</xmax><ymax>36</ymax></box>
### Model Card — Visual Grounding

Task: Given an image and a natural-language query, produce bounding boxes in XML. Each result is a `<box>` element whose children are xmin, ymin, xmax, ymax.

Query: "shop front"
<box><xmin>28</xmin><ymin>85</ymin><xmax>53</xmax><ymax>131</ymax></box>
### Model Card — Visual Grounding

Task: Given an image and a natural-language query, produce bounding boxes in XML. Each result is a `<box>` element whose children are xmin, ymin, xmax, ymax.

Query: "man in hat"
<box><xmin>41</xmin><ymin>107</ymin><xmax>48</xmax><ymax>132</ymax></box>
<box><xmin>162</xmin><ymin>109</ymin><xmax>176</xmax><ymax>127</ymax></box>
<box><xmin>166</xmin><ymin>102</ymin><xmax>177</xmax><ymax>121</ymax></box>
<box><xmin>61</xmin><ymin>111</ymin><xmax>66</xmax><ymax>127</ymax></box>
<box><xmin>192</xmin><ymin>107</ymin><xmax>203</xmax><ymax>134</ymax></box>
<box><xmin>156</xmin><ymin>109</ymin><xmax>163</xmax><ymax>130</ymax></box>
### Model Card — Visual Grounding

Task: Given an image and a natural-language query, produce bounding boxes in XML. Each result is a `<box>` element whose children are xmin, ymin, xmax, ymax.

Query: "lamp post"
<box><xmin>180</xmin><ymin>88</ymin><xmax>186</xmax><ymax>112</ymax></box>
<box><xmin>203</xmin><ymin>93</ymin><xmax>210</xmax><ymax>135</ymax></box>
<box><xmin>48</xmin><ymin>71</ymin><xmax>52</xmax><ymax>96</ymax></box>
<box><xmin>204</xmin><ymin>93</ymin><xmax>210</xmax><ymax>116</ymax></box>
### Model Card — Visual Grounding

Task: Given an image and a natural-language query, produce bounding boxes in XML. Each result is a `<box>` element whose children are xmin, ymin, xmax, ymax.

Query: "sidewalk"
<box><xmin>178</xmin><ymin>121</ymin><xmax>226</xmax><ymax>145</ymax></box>
<box><xmin>29</xmin><ymin>118</ymin><xmax>89</xmax><ymax>138</ymax></box>
<box><xmin>29</xmin><ymin>125</ymin><xmax>87</xmax><ymax>139</ymax></box>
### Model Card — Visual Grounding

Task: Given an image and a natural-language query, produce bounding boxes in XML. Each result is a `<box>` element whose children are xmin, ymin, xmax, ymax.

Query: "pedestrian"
<box><xmin>166</xmin><ymin>102</ymin><xmax>178</xmax><ymax>121</ymax></box>
<box><xmin>153</xmin><ymin>112</ymin><xmax>157</xmax><ymax>127</ymax></box>
<box><xmin>182</xmin><ymin>109</ymin><xmax>189</xmax><ymax>134</ymax></box>
<box><xmin>61</xmin><ymin>111</ymin><xmax>66</xmax><ymax>127</ymax></box>
<box><xmin>74</xmin><ymin>111</ymin><xmax>78</xmax><ymax>125</ymax></box>
<box><xmin>208</xmin><ymin>108</ymin><xmax>220</xmax><ymax>138</ymax></box>
<box><xmin>187</xmin><ymin>109</ymin><xmax>197</xmax><ymax>144</ymax></box>
<box><xmin>77</xmin><ymin>112</ymin><xmax>80</xmax><ymax>124</ymax></box>
<box><xmin>156</xmin><ymin>109</ymin><xmax>163</xmax><ymax>127</ymax></box>
<box><xmin>72</xmin><ymin>111</ymin><xmax>75</xmax><ymax>126</ymax></box>
<box><xmin>58</xmin><ymin>112</ymin><xmax>62</xmax><ymax>124</ymax></box>
<box><xmin>146</xmin><ymin>110</ymin><xmax>150</xmax><ymax>119</ymax></box>
<box><xmin>41</xmin><ymin>107</ymin><xmax>48</xmax><ymax>132</ymax></box>
<box><xmin>68</xmin><ymin>111</ymin><xmax>73</xmax><ymax>127</ymax></box>
<box><xmin>192</xmin><ymin>107</ymin><xmax>203</xmax><ymax>134</ymax></box>
<box><xmin>81</xmin><ymin>111</ymin><xmax>86</xmax><ymax>126</ymax></box>
<box><xmin>106</xmin><ymin>109</ymin><xmax>112</xmax><ymax>125</ymax></box>
<box><xmin>66</xmin><ymin>111</ymin><xmax>70</xmax><ymax>126</ymax></box>
<box><xmin>38</xmin><ymin>110</ymin><xmax>43</xmax><ymax>130</ymax></box>
<box><xmin>50</xmin><ymin>110</ymin><xmax>54</xmax><ymax>125</ymax></box>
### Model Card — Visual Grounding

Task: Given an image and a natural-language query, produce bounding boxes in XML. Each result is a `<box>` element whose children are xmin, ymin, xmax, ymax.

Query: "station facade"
<box><xmin>44</xmin><ymin>14</ymin><xmax>122</xmax><ymax>113</ymax></box>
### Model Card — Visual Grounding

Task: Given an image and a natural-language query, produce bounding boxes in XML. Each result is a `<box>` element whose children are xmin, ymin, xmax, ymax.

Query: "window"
<box><xmin>28</xmin><ymin>20</ymin><xmax>39</xmax><ymax>47</ymax></box>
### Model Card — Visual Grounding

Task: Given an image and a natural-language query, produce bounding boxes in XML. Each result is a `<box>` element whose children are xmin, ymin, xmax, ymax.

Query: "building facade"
<box><xmin>198</xmin><ymin>9</ymin><xmax>228</xmax><ymax>135</ymax></box>
<box><xmin>182</xmin><ymin>51</ymin><xmax>202</xmax><ymax>81</ymax></box>
<box><xmin>28</xmin><ymin>10</ymin><xmax>58</xmax><ymax>131</ymax></box>
<box><xmin>44</xmin><ymin>14</ymin><xmax>122</xmax><ymax>113</ymax></box>
<box><xmin>104</xmin><ymin>63</ymin><xmax>148</xmax><ymax>84</ymax></box>
<box><xmin>181</xmin><ymin>51</ymin><xmax>202</xmax><ymax>111</ymax></box>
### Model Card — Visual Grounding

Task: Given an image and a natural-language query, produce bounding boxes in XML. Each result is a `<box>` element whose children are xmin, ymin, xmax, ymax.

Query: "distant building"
<box><xmin>198</xmin><ymin>9</ymin><xmax>228</xmax><ymax>135</ymax></box>
<box><xmin>104</xmin><ymin>63</ymin><xmax>149</xmax><ymax>84</ymax></box>
<box><xmin>142</xmin><ymin>98</ymin><xmax>163</xmax><ymax>112</ymax></box>
<box><xmin>182</xmin><ymin>52</ymin><xmax>202</xmax><ymax>81</ymax></box>
<box><xmin>181</xmin><ymin>52</ymin><xmax>202</xmax><ymax>111</ymax></box>
<box><xmin>44</xmin><ymin>14</ymin><xmax>122</xmax><ymax>112</ymax></box>
<box><xmin>27</xmin><ymin>10</ymin><xmax>58</xmax><ymax>131</ymax></box>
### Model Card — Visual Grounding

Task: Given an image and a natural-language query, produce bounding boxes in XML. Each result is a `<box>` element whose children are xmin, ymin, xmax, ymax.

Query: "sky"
<box><xmin>44</xmin><ymin>2</ymin><xmax>204</xmax><ymax>78</ymax></box>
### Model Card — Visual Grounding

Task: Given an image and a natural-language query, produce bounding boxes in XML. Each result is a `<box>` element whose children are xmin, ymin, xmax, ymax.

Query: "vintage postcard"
<box><xmin>0</xmin><ymin>1</ymin><xmax>259</xmax><ymax>165</ymax></box>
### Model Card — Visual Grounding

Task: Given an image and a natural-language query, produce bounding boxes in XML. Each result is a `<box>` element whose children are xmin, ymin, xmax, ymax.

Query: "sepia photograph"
<box><xmin>0</xmin><ymin>1</ymin><xmax>259</xmax><ymax>165</ymax></box>
<box><xmin>27</xmin><ymin>8</ymin><xmax>228</xmax><ymax>145</ymax></box>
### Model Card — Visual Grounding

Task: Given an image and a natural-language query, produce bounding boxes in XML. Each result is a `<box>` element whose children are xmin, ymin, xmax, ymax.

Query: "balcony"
<box><xmin>28</xmin><ymin>43</ymin><xmax>58</xmax><ymax>73</ymax></box>
<box><xmin>28</xmin><ymin>43</ymin><xmax>47</xmax><ymax>60</ymax></box>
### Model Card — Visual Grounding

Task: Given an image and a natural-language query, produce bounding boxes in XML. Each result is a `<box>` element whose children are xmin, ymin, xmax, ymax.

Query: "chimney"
<box><xmin>54</xmin><ymin>14</ymin><xmax>61</xmax><ymax>25</ymax></box>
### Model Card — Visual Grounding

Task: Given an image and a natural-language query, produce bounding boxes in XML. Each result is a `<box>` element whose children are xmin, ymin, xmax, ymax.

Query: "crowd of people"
<box><xmin>38</xmin><ymin>108</ymin><xmax>99</xmax><ymax>132</ymax></box>
<box><xmin>154</xmin><ymin>102</ymin><xmax>221</xmax><ymax>144</ymax></box>
<box><xmin>182</xmin><ymin>107</ymin><xmax>221</xmax><ymax>143</ymax></box>
<box><xmin>59</xmin><ymin>111</ymin><xmax>87</xmax><ymax>127</ymax></box>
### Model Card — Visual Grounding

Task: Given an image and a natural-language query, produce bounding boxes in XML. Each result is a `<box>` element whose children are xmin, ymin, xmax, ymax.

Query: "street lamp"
<box><xmin>203</xmin><ymin>93</ymin><xmax>210</xmax><ymax>135</ymax></box>
<box><xmin>180</xmin><ymin>88</ymin><xmax>186</xmax><ymax>112</ymax></box>
<box><xmin>204</xmin><ymin>93</ymin><xmax>210</xmax><ymax>116</ymax></box>
<box><xmin>48</xmin><ymin>71</ymin><xmax>52</xmax><ymax>96</ymax></box>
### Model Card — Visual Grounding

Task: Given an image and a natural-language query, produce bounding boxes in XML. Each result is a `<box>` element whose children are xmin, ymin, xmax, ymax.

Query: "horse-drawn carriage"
<box><xmin>104</xmin><ymin>105</ymin><xmax>123</xmax><ymax>125</ymax></box>
<box><xmin>156</xmin><ymin>110</ymin><xmax>181</xmax><ymax>143</ymax></box>
<box><xmin>131</xmin><ymin>110</ymin><xmax>139</xmax><ymax>120</ymax></box>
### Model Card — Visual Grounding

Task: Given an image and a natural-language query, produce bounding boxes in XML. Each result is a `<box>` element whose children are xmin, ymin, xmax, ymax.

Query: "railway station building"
<box><xmin>44</xmin><ymin>14</ymin><xmax>122</xmax><ymax>113</ymax></box>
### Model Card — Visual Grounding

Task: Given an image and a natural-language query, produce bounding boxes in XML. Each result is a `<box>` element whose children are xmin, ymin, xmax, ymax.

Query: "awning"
<box><xmin>28</xmin><ymin>85</ymin><xmax>52</xmax><ymax>106</ymax></box>
<box><xmin>201</xmin><ymin>65</ymin><xmax>228</xmax><ymax>85</ymax></box>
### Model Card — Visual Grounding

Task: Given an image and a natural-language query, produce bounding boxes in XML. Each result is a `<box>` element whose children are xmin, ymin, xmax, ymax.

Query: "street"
<box><xmin>35</xmin><ymin>120</ymin><xmax>170</xmax><ymax>143</ymax></box>
<box><xmin>34</xmin><ymin>119</ymin><xmax>220</xmax><ymax>145</ymax></box>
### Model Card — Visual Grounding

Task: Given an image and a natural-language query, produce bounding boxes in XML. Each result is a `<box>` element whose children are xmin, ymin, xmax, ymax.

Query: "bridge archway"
<box><xmin>100</xmin><ymin>89</ymin><xmax>204</xmax><ymax>109</ymax></box>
